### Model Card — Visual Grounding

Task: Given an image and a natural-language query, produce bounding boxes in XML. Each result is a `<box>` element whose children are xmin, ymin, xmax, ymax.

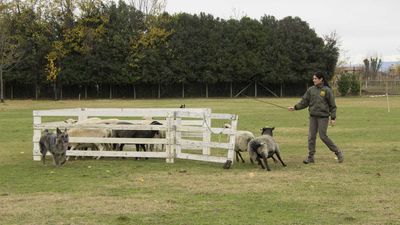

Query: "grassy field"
<box><xmin>0</xmin><ymin>97</ymin><xmax>399</xmax><ymax>225</ymax></box>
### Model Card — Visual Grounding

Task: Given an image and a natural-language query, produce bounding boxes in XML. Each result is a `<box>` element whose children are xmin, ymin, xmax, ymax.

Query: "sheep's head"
<box><xmin>64</xmin><ymin>118</ymin><xmax>78</xmax><ymax>124</ymax></box>
<box><xmin>223</xmin><ymin>123</ymin><xmax>231</xmax><ymax>129</ymax></box>
<box><xmin>261</xmin><ymin>127</ymin><xmax>275</xmax><ymax>136</ymax></box>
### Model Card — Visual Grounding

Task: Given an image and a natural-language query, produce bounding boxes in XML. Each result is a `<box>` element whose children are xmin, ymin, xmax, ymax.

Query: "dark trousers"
<box><xmin>308</xmin><ymin>116</ymin><xmax>340</xmax><ymax>156</ymax></box>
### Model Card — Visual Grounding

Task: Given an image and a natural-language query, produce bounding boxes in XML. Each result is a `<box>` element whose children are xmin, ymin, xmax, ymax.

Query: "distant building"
<box><xmin>336</xmin><ymin>66</ymin><xmax>364</xmax><ymax>74</ymax></box>
<box><xmin>388</xmin><ymin>64</ymin><xmax>400</xmax><ymax>79</ymax></box>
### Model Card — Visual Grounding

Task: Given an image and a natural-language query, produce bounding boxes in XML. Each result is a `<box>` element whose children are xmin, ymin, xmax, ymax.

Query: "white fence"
<box><xmin>33</xmin><ymin>108</ymin><xmax>238</xmax><ymax>168</ymax></box>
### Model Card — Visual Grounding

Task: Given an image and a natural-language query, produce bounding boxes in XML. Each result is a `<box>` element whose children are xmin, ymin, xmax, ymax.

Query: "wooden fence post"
<box><xmin>32</xmin><ymin>113</ymin><xmax>42</xmax><ymax>161</ymax></box>
<box><xmin>202</xmin><ymin>109</ymin><xmax>211</xmax><ymax>155</ymax></box>
<box><xmin>166</xmin><ymin>112</ymin><xmax>175</xmax><ymax>163</ymax></box>
<box><xmin>226</xmin><ymin>115</ymin><xmax>238</xmax><ymax>167</ymax></box>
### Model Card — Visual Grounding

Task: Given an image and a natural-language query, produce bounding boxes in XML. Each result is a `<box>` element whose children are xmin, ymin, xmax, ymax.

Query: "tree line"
<box><xmin>0</xmin><ymin>0</ymin><xmax>339</xmax><ymax>100</ymax></box>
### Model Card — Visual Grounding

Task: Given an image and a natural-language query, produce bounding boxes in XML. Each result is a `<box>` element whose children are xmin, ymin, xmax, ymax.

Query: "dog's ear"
<box><xmin>272</xmin><ymin>127</ymin><xmax>275</xmax><ymax>130</ymax></box>
<box><xmin>56</xmin><ymin>127</ymin><xmax>61</xmax><ymax>135</ymax></box>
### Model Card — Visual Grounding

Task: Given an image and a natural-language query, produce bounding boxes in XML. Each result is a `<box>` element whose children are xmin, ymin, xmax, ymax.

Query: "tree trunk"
<box><xmin>60</xmin><ymin>84</ymin><xmax>63</xmax><ymax>100</ymax></box>
<box><xmin>205</xmin><ymin>83</ymin><xmax>208</xmax><ymax>98</ymax></box>
<box><xmin>230</xmin><ymin>81</ymin><xmax>233</xmax><ymax>98</ymax></box>
<box><xmin>53</xmin><ymin>81</ymin><xmax>57</xmax><ymax>101</ymax></box>
<box><xmin>35</xmin><ymin>83</ymin><xmax>39</xmax><ymax>100</ymax></box>
<box><xmin>11</xmin><ymin>84</ymin><xmax>13</xmax><ymax>99</ymax></box>
<box><xmin>109</xmin><ymin>85</ymin><xmax>112</xmax><ymax>99</ymax></box>
<box><xmin>133</xmin><ymin>85</ymin><xmax>136</xmax><ymax>99</ymax></box>
<box><xmin>254</xmin><ymin>80</ymin><xmax>257</xmax><ymax>98</ymax></box>
<box><xmin>182</xmin><ymin>82</ymin><xmax>185</xmax><ymax>98</ymax></box>
<box><xmin>280</xmin><ymin>82</ymin><xmax>283</xmax><ymax>97</ymax></box>
<box><xmin>158</xmin><ymin>83</ymin><xmax>161</xmax><ymax>98</ymax></box>
<box><xmin>0</xmin><ymin>68</ymin><xmax>4</xmax><ymax>103</ymax></box>
<box><xmin>84</xmin><ymin>85</ymin><xmax>88</xmax><ymax>99</ymax></box>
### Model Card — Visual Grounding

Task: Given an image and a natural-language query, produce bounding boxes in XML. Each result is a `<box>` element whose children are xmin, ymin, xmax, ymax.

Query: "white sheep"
<box><xmin>65</xmin><ymin>118</ymin><xmax>117</xmax><ymax>159</ymax></box>
<box><xmin>247</xmin><ymin>127</ymin><xmax>286</xmax><ymax>171</ymax></box>
<box><xmin>224</xmin><ymin>124</ymin><xmax>255</xmax><ymax>163</ymax></box>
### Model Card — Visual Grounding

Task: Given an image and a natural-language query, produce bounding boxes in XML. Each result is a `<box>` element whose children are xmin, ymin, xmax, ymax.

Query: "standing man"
<box><xmin>288</xmin><ymin>71</ymin><xmax>344</xmax><ymax>164</ymax></box>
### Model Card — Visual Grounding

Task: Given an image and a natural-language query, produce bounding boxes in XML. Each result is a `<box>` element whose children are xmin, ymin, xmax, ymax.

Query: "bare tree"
<box><xmin>230</xmin><ymin>7</ymin><xmax>246</xmax><ymax>20</ymax></box>
<box><xmin>129</xmin><ymin>0</ymin><xmax>166</xmax><ymax>16</ymax></box>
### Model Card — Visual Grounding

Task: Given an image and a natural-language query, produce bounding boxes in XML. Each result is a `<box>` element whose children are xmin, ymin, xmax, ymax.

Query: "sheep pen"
<box><xmin>32</xmin><ymin>108</ymin><xmax>238</xmax><ymax>167</ymax></box>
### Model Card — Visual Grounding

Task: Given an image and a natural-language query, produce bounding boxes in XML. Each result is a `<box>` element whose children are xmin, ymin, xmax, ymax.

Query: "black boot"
<box><xmin>303</xmin><ymin>155</ymin><xmax>315</xmax><ymax>164</ymax></box>
<box><xmin>336</xmin><ymin>151</ymin><xmax>344</xmax><ymax>163</ymax></box>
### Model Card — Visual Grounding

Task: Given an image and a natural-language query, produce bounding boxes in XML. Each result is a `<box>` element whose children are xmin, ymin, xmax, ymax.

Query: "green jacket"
<box><xmin>294</xmin><ymin>84</ymin><xmax>337</xmax><ymax>119</ymax></box>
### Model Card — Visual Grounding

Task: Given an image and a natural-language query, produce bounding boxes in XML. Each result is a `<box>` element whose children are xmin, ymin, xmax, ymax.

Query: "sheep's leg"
<box><xmin>262</xmin><ymin>154</ymin><xmax>271</xmax><ymax>171</ymax></box>
<box><xmin>135</xmin><ymin>144</ymin><xmax>140</xmax><ymax>160</ymax></box>
<box><xmin>271</xmin><ymin>155</ymin><xmax>278</xmax><ymax>163</ymax></box>
<box><xmin>142</xmin><ymin>144</ymin><xmax>149</xmax><ymax>160</ymax></box>
<box><xmin>94</xmin><ymin>144</ymin><xmax>103</xmax><ymax>160</ymax></box>
<box><xmin>237</xmin><ymin>151</ymin><xmax>245</xmax><ymax>163</ymax></box>
<box><xmin>235</xmin><ymin>151</ymin><xmax>239</xmax><ymax>162</ymax></box>
<box><xmin>68</xmin><ymin>144</ymin><xmax>78</xmax><ymax>160</ymax></box>
<box><xmin>250</xmin><ymin>157</ymin><xmax>254</xmax><ymax>164</ymax></box>
<box><xmin>256</xmin><ymin>157</ymin><xmax>265</xmax><ymax>169</ymax></box>
<box><xmin>275</xmin><ymin>152</ymin><xmax>287</xmax><ymax>167</ymax></box>
<box><xmin>42</xmin><ymin>154</ymin><xmax>46</xmax><ymax>165</ymax></box>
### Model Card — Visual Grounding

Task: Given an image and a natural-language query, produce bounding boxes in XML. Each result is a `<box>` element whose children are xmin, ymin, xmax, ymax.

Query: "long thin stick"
<box><xmin>243</xmin><ymin>95</ymin><xmax>287</xmax><ymax>110</ymax></box>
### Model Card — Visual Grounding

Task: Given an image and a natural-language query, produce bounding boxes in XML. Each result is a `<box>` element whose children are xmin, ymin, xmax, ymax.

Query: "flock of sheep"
<box><xmin>65</xmin><ymin>117</ymin><xmax>165</xmax><ymax>154</ymax></box>
<box><xmin>41</xmin><ymin>114</ymin><xmax>287</xmax><ymax>171</ymax></box>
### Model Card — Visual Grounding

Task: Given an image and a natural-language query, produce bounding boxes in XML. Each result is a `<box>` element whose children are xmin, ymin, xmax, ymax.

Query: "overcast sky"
<box><xmin>165</xmin><ymin>0</ymin><xmax>400</xmax><ymax>65</ymax></box>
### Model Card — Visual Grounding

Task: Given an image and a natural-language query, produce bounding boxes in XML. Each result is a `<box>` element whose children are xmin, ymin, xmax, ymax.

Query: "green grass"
<box><xmin>0</xmin><ymin>97</ymin><xmax>399</xmax><ymax>225</ymax></box>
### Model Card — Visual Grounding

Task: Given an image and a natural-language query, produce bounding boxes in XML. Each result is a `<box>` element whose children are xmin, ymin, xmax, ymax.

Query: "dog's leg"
<box><xmin>52</xmin><ymin>152</ymin><xmax>60</xmax><ymax>166</ymax></box>
<box><xmin>40</xmin><ymin>142</ymin><xmax>47</xmax><ymax>165</ymax></box>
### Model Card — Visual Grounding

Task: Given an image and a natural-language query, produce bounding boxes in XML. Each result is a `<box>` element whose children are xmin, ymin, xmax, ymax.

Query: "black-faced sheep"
<box><xmin>112</xmin><ymin>121</ymin><xmax>163</xmax><ymax>154</ymax></box>
<box><xmin>247</xmin><ymin>127</ymin><xmax>286</xmax><ymax>171</ymax></box>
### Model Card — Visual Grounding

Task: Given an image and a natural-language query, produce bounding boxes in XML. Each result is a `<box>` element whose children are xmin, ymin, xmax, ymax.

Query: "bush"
<box><xmin>337</xmin><ymin>73</ymin><xmax>351</xmax><ymax>96</ymax></box>
<box><xmin>350</xmin><ymin>74</ymin><xmax>361</xmax><ymax>95</ymax></box>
